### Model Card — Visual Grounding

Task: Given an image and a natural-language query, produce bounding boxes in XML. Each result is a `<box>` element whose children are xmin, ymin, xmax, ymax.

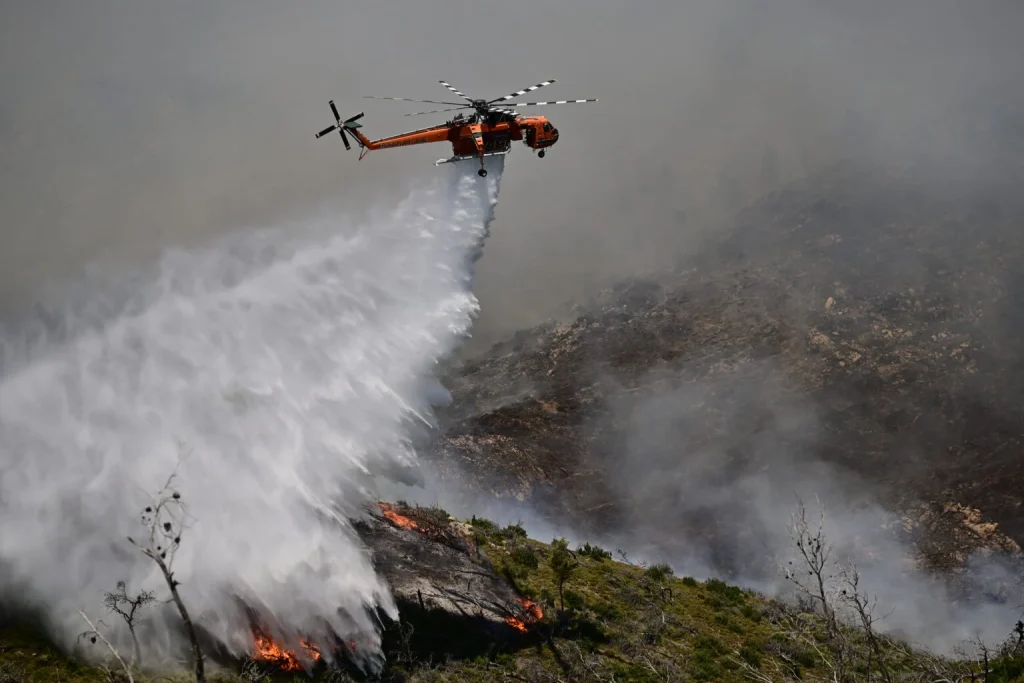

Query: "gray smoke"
<box><xmin>586</xmin><ymin>360</ymin><xmax>1024</xmax><ymax>654</ymax></box>
<box><xmin>0</xmin><ymin>156</ymin><xmax>504</xmax><ymax>668</ymax></box>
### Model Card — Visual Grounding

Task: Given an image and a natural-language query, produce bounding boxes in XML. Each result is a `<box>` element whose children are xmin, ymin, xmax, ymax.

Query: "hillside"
<box><xmin>430</xmin><ymin>156</ymin><xmax>1024</xmax><ymax>586</ymax></box>
<box><xmin>3</xmin><ymin>502</ymin><xmax>1023</xmax><ymax>682</ymax></box>
<box><xmin>7</xmin><ymin>122</ymin><xmax>1024</xmax><ymax>682</ymax></box>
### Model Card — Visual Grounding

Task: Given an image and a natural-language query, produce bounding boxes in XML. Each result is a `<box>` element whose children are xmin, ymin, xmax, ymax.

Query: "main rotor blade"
<box><xmin>329</xmin><ymin>100</ymin><xmax>341</xmax><ymax>122</ymax></box>
<box><xmin>403</xmin><ymin>106</ymin><xmax>472</xmax><ymax>117</ymax></box>
<box><xmin>439</xmin><ymin>80</ymin><xmax>473</xmax><ymax>103</ymax></box>
<box><xmin>488</xmin><ymin>79</ymin><xmax>557</xmax><ymax>104</ymax></box>
<box><xmin>339</xmin><ymin>128</ymin><xmax>351</xmax><ymax>150</ymax></box>
<box><xmin>496</xmin><ymin>99</ymin><xmax>598</xmax><ymax>107</ymax></box>
<box><xmin>363</xmin><ymin>96</ymin><xmax>466</xmax><ymax>106</ymax></box>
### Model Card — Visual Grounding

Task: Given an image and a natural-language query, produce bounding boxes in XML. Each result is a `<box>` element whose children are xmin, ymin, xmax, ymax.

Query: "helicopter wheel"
<box><xmin>538</xmin><ymin>150</ymin><xmax>546</xmax><ymax>158</ymax></box>
<box><xmin>478</xmin><ymin>168</ymin><xmax>488</xmax><ymax>177</ymax></box>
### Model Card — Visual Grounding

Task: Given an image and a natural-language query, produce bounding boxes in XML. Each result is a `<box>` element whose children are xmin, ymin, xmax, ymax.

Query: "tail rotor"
<box><xmin>315</xmin><ymin>100</ymin><xmax>365</xmax><ymax>151</ymax></box>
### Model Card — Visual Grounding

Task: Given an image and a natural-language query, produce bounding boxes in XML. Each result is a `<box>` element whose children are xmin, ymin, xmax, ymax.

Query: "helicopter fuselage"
<box><xmin>366</xmin><ymin>111</ymin><xmax>559</xmax><ymax>158</ymax></box>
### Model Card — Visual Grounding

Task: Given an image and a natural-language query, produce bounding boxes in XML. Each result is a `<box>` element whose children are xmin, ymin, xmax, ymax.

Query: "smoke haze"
<box><xmin>4</xmin><ymin>2</ymin><xmax>1023</xmax><ymax>350</ymax></box>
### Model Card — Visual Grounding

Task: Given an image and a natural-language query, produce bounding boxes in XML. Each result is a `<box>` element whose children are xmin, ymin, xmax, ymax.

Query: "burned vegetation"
<box><xmin>432</xmin><ymin>156</ymin><xmax>1024</xmax><ymax>582</ymax></box>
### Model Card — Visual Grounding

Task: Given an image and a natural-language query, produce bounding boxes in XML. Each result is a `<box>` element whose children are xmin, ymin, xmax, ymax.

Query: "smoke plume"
<box><xmin>0</xmin><ymin>156</ymin><xmax>504</xmax><ymax>669</ymax></box>
<box><xmin>592</xmin><ymin>360</ymin><xmax>1024</xmax><ymax>653</ymax></box>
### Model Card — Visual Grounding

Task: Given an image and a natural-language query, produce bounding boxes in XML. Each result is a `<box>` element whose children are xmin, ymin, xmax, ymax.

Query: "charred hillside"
<box><xmin>431</xmin><ymin>147</ymin><xmax>1024</xmax><ymax>581</ymax></box>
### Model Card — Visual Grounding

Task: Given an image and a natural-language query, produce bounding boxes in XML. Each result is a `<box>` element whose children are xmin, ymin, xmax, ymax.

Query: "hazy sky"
<box><xmin>3</xmin><ymin>1</ymin><xmax>1022</xmax><ymax>345</ymax></box>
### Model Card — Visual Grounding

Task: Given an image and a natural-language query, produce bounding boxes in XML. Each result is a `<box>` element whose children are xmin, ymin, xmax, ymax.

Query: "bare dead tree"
<box><xmin>968</xmin><ymin>635</ymin><xmax>993</xmax><ymax>683</ymax></box>
<box><xmin>779</xmin><ymin>496</ymin><xmax>849</xmax><ymax>681</ymax></box>
<box><xmin>76</xmin><ymin>607</ymin><xmax>135</xmax><ymax>683</ymax></box>
<box><xmin>839</xmin><ymin>564</ymin><xmax>895</xmax><ymax>683</ymax></box>
<box><xmin>909</xmin><ymin>647</ymin><xmax>975</xmax><ymax>683</ymax></box>
<box><xmin>103</xmin><ymin>580</ymin><xmax>156</xmax><ymax>668</ymax></box>
<box><xmin>127</xmin><ymin>470</ymin><xmax>205</xmax><ymax>683</ymax></box>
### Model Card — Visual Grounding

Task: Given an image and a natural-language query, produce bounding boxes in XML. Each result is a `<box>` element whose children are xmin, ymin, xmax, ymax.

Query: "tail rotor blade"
<box><xmin>316</xmin><ymin>101</ymin><xmax>362</xmax><ymax>150</ymax></box>
<box><xmin>316</xmin><ymin>124</ymin><xmax>338</xmax><ymax>138</ymax></box>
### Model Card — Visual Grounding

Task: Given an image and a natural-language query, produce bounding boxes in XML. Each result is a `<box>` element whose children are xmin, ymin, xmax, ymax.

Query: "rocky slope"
<box><xmin>430</xmin><ymin>156</ymin><xmax>1024</xmax><ymax>585</ymax></box>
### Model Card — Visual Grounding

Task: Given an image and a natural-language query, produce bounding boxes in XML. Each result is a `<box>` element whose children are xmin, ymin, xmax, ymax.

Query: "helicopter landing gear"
<box><xmin>538</xmin><ymin>150</ymin><xmax>546</xmax><ymax>158</ymax></box>
<box><xmin>478</xmin><ymin>168</ymin><xmax>488</xmax><ymax>177</ymax></box>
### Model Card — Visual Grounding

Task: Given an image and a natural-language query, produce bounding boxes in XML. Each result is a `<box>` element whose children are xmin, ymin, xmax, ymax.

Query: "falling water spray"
<box><xmin>0</xmin><ymin>156</ymin><xmax>505</xmax><ymax>669</ymax></box>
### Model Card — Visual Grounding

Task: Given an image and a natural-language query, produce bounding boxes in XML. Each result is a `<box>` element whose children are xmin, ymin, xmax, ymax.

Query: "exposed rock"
<box><xmin>356</xmin><ymin>503</ymin><xmax>534</xmax><ymax>632</ymax></box>
<box><xmin>431</xmin><ymin>157</ymin><xmax>1024</xmax><ymax>578</ymax></box>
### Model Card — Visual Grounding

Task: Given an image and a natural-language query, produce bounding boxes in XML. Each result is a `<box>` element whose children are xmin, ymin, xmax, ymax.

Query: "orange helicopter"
<box><xmin>314</xmin><ymin>78</ymin><xmax>597</xmax><ymax>177</ymax></box>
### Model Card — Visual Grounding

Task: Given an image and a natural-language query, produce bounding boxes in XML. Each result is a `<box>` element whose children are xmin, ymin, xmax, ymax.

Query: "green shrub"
<box><xmin>691</xmin><ymin>635</ymin><xmax>726</xmax><ymax>681</ymax></box>
<box><xmin>702</xmin><ymin>594</ymin><xmax>727</xmax><ymax>610</ymax></box>
<box><xmin>502</xmin><ymin>522</ymin><xmax>528</xmax><ymax>540</ymax></box>
<box><xmin>705</xmin><ymin>578</ymin><xmax>745</xmax><ymax>603</ymax></box>
<box><xmin>592</xmin><ymin>601</ymin><xmax>622</xmax><ymax>621</ymax></box>
<box><xmin>564</xmin><ymin>589</ymin><xmax>585</xmax><ymax>612</ymax></box>
<box><xmin>509</xmin><ymin>544</ymin><xmax>539</xmax><ymax>570</ymax></box>
<box><xmin>740</xmin><ymin>603</ymin><xmax>763</xmax><ymax>622</ymax></box>
<box><xmin>739</xmin><ymin>643</ymin><xmax>763</xmax><ymax>669</ymax></box>
<box><xmin>715</xmin><ymin>613</ymin><xmax>744</xmax><ymax>634</ymax></box>
<box><xmin>577</xmin><ymin>542</ymin><xmax>612</xmax><ymax>561</ymax></box>
<box><xmin>695</xmin><ymin>634</ymin><xmax>726</xmax><ymax>657</ymax></box>
<box><xmin>470</xmin><ymin>515</ymin><xmax>496</xmax><ymax>530</ymax></box>
<box><xmin>644</xmin><ymin>563</ymin><xmax>674</xmax><ymax>582</ymax></box>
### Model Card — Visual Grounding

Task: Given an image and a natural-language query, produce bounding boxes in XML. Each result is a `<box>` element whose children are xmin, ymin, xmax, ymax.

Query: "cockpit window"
<box><xmin>542</xmin><ymin>123</ymin><xmax>552</xmax><ymax>132</ymax></box>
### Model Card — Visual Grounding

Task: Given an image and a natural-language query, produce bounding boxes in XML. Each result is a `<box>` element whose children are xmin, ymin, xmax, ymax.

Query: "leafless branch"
<box><xmin>126</xmin><ymin>468</ymin><xmax>205</xmax><ymax>683</ymax></box>
<box><xmin>839</xmin><ymin>563</ymin><xmax>895</xmax><ymax>683</ymax></box>
<box><xmin>778</xmin><ymin>496</ymin><xmax>848</xmax><ymax>681</ymax></box>
<box><xmin>102</xmin><ymin>580</ymin><xmax>155</xmax><ymax>668</ymax></box>
<box><xmin>76</xmin><ymin>608</ymin><xmax>135</xmax><ymax>683</ymax></box>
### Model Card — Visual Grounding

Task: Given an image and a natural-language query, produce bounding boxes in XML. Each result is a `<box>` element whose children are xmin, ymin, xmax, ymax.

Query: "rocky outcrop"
<box><xmin>357</xmin><ymin>503</ymin><xmax>535</xmax><ymax>633</ymax></box>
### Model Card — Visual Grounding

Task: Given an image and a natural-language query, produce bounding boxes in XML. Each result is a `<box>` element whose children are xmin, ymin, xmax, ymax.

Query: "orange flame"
<box><xmin>505</xmin><ymin>597</ymin><xmax>543</xmax><ymax>632</ymax></box>
<box><xmin>252</xmin><ymin>630</ymin><xmax>321</xmax><ymax>671</ymax></box>
<box><xmin>378</xmin><ymin>502</ymin><xmax>420</xmax><ymax>531</ymax></box>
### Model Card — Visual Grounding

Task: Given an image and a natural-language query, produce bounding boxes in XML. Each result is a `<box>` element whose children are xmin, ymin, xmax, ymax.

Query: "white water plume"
<box><xmin>0</xmin><ymin>155</ymin><xmax>505</xmax><ymax>670</ymax></box>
